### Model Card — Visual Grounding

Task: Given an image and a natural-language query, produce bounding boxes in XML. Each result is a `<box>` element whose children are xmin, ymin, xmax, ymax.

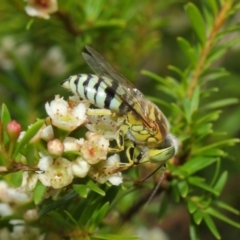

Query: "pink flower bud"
<box><xmin>6</xmin><ymin>120</ymin><xmax>21</xmax><ymax>141</ymax></box>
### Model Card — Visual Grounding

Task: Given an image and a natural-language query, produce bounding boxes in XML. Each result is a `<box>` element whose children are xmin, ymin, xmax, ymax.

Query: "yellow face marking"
<box><xmin>131</xmin><ymin>125</ymin><xmax>144</xmax><ymax>132</ymax></box>
<box><xmin>140</xmin><ymin>130</ymin><xmax>149</xmax><ymax>135</ymax></box>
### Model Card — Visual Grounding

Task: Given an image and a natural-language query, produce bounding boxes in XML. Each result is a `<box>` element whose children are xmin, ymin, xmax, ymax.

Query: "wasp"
<box><xmin>61</xmin><ymin>46</ymin><xmax>177</xmax><ymax>176</ymax></box>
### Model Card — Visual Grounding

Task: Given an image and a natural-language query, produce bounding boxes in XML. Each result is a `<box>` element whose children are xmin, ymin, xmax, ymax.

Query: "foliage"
<box><xmin>0</xmin><ymin>0</ymin><xmax>240</xmax><ymax>239</ymax></box>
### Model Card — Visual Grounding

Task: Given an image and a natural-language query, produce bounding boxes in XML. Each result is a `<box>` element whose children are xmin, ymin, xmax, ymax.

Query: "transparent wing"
<box><xmin>82</xmin><ymin>46</ymin><xmax>150</xmax><ymax>126</ymax></box>
<box><xmin>83</xmin><ymin>46</ymin><xmax>136</xmax><ymax>89</ymax></box>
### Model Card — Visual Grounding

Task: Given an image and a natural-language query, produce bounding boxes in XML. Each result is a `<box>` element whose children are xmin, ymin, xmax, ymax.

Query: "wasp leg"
<box><xmin>108</xmin><ymin>130</ymin><xmax>125</xmax><ymax>153</ymax></box>
<box><xmin>124</xmin><ymin>144</ymin><xmax>139</xmax><ymax>165</ymax></box>
<box><xmin>100</xmin><ymin>143</ymin><xmax>136</xmax><ymax>175</ymax></box>
<box><xmin>87</xmin><ymin>108</ymin><xmax>113</xmax><ymax>116</ymax></box>
<box><xmin>104</xmin><ymin>144</ymin><xmax>135</xmax><ymax>174</ymax></box>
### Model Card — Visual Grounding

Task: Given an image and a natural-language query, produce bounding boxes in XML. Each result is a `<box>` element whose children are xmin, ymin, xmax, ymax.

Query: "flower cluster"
<box><xmin>0</xmin><ymin>181</ymin><xmax>43</xmax><ymax>239</ymax></box>
<box><xmin>0</xmin><ymin>36</ymin><xmax>32</xmax><ymax>71</ymax></box>
<box><xmin>19</xmin><ymin>95</ymin><xmax>123</xmax><ymax>195</ymax></box>
<box><xmin>0</xmin><ymin>93</ymin><xmax>124</xmax><ymax>238</ymax></box>
<box><xmin>0</xmin><ymin>36</ymin><xmax>66</xmax><ymax>76</ymax></box>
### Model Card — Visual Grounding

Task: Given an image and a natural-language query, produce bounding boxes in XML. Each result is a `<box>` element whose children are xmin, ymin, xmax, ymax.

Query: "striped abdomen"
<box><xmin>61</xmin><ymin>74</ymin><xmax>128</xmax><ymax>114</ymax></box>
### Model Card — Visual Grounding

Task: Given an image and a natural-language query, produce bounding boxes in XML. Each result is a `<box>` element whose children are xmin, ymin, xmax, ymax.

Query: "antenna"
<box><xmin>144</xmin><ymin>164</ymin><xmax>166</xmax><ymax>208</ymax></box>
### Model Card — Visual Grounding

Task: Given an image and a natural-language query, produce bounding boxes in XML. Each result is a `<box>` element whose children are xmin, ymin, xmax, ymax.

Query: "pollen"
<box><xmin>88</xmin><ymin>147</ymin><xmax>95</xmax><ymax>157</ymax></box>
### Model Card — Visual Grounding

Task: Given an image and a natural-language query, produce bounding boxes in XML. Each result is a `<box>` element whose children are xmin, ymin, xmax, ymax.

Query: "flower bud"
<box><xmin>23</xmin><ymin>209</ymin><xmax>38</xmax><ymax>222</ymax></box>
<box><xmin>72</xmin><ymin>157</ymin><xmax>90</xmax><ymax>178</ymax></box>
<box><xmin>63</xmin><ymin>137</ymin><xmax>82</xmax><ymax>152</ymax></box>
<box><xmin>6</xmin><ymin>120</ymin><xmax>21</xmax><ymax>141</ymax></box>
<box><xmin>47</xmin><ymin>139</ymin><xmax>64</xmax><ymax>156</ymax></box>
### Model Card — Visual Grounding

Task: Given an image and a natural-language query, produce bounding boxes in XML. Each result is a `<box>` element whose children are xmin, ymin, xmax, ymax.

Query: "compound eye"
<box><xmin>149</xmin><ymin>145</ymin><xmax>175</xmax><ymax>163</ymax></box>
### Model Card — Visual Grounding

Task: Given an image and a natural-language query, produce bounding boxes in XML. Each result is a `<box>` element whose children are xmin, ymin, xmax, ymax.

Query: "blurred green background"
<box><xmin>0</xmin><ymin>1</ymin><xmax>239</xmax><ymax>239</ymax></box>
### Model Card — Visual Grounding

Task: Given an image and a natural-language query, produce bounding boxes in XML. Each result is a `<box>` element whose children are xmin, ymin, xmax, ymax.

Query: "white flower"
<box><xmin>0</xmin><ymin>36</ymin><xmax>16</xmax><ymax>70</ymax></box>
<box><xmin>0</xmin><ymin>181</ymin><xmax>31</xmax><ymax>203</ymax></box>
<box><xmin>25</xmin><ymin>0</ymin><xmax>58</xmax><ymax>19</ymax></box>
<box><xmin>37</xmin><ymin>154</ymin><xmax>53</xmax><ymax>171</ymax></box>
<box><xmin>0</xmin><ymin>36</ymin><xmax>32</xmax><ymax>70</ymax></box>
<box><xmin>40</xmin><ymin>125</ymin><xmax>54</xmax><ymax>141</ymax></box>
<box><xmin>15</xmin><ymin>43</ymin><xmax>32</xmax><ymax>58</ymax></box>
<box><xmin>108</xmin><ymin>174</ymin><xmax>123</xmax><ymax>186</ymax></box>
<box><xmin>7</xmin><ymin>188</ymin><xmax>31</xmax><ymax>203</ymax></box>
<box><xmin>18</xmin><ymin>131</ymin><xmax>25</xmax><ymax>142</ymax></box>
<box><xmin>81</xmin><ymin>132</ymin><xmax>109</xmax><ymax>164</ymax></box>
<box><xmin>105</xmin><ymin>154</ymin><xmax>122</xmax><ymax>186</ymax></box>
<box><xmin>21</xmin><ymin>171</ymin><xmax>38</xmax><ymax>192</ymax></box>
<box><xmin>41</xmin><ymin>46</ymin><xmax>67</xmax><ymax>76</ymax></box>
<box><xmin>0</xmin><ymin>203</ymin><xmax>13</xmax><ymax>217</ymax></box>
<box><xmin>137</xmin><ymin>227</ymin><xmax>169</xmax><ymax>240</ymax></box>
<box><xmin>63</xmin><ymin>137</ymin><xmax>82</xmax><ymax>152</ymax></box>
<box><xmin>72</xmin><ymin>157</ymin><xmax>90</xmax><ymax>178</ymax></box>
<box><xmin>38</xmin><ymin>157</ymin><xmax>73</xmax><ymax>189</ymax></box>
<box><xmin>10</xmin><ymin>221</ymin><xmax>43</xmax><ymax>240</ymax></box>
<box><xmin>45</xmin><ymin>95</ymin><xmax>87</xmax><ymax>131</ymax></box>
<box><xmin>88</xmin><ymin>154</ymin><xmax>123</xmax><ymax>185</ymax></box>
<box><xmin>86</xmin><ymin>114</ymin><xmax>121</xmax><ymax>139</ymax></box>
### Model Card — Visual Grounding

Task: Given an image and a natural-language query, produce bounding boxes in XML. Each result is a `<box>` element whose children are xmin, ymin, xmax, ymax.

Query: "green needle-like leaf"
<box><xmin>196</xmin><ymin>139</ymin><xmax>240</xmax><ymax>154</ymax></box>
<box><xmin>188</xmin><ymin>177</ymin><xmax>219</xmax><ymax>195</ymax></box>
<box><xmin>215</xmin><ymin>200</ymin><xmax>240</xmax><ymax>215</ymax></box>
<box><xmin>187</xmin><ymin>199</ymin><xmax>198</xmax><ymax>214</ymax></box>
<box><xmin>177</xmin><ymin>37</ymin><xmax>197</xmax><ymax>63</ymax></box>
<box><xmin>33</xmin><ymin>181</ymin><xmax>47</xmax><ymax>204</ymax></box>
<box><xmin>158</xmin><ymin>193</ymin><xmax>169</xmax><ymax>220</ymax></box>
<box><xmin>1</xmin><ymin>104</ymin><xmax>11</xmax><ymax>142</ymax></box>
<box><xmin>88</xmin><ymin>202</ymin><xmax>109</xmax><ymax>231</ymax></box>
<box><xmin>190</xmin><ymin>220</ymin><xmax>200</xmax><ymax>240</ymax></box>
<box><xmin>177</xmin><ymin>180</ymin><xmax>189</xmax><ymax>198</ymax></box>
<box><xmin>193</xmin><ymin>209</ymin><xmax>204</xmax><ymax>225</ymax></box>
<box><xmin>86</xmin><ymin>180</ymin><xmax>105</xmax><ymax>196</ymax></box>
<box><xmin>185</xmin><ymin>3</ymin><xmax>206</xmax><ymax>45</ymax></box>
<box><xmin>206</xmin><ymin>207</ymin><xmax>240</xmax><ymax>229</ymax></box>
<box><xmin>202</xmin><ymin>98</ymin><xmax>239</xmax><ymax>110</ymax></box>
<box><xmin>203</xmin><ymin>213</ymin><xmax>221</xmax><ymax>239</ymax></box>
<box><xmin>93</xmin><ymin>234</ymin><xmax>139</xmax><ymax>240</ymax></box>
<box><xmin>38</xmin><ymin>191</ymin><xmax>78</xmax><ymax>217</ymax></box>
<box><xmin>213</xmin><ymin>171</ymin><xmax>228</xmax><ymax>194</ymax></box>
<box><xmin>73</xmin><ymin>184</ymin><xmax>89</xmax><ymax>198</ymax></box>
<box><xmin>180</xmin><ymin>156</ymin><xmax>218</xmax><ymax>176</ymax></box>
<box><xmin>190</xmin><ymin>86</ymin><xmax>200</xmax><ymax>114</ymax></box>
<box><xmin>13</xmin><ymin>119</ymin><xmax>44</xmax><ymax>157</ymax></box>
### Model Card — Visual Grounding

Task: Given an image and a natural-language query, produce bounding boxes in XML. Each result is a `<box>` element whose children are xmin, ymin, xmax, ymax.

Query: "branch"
<box><xmin>187</xmin><ymin>0</ymin><xmax>233</xmax><ymax>98</ymax></box>
<box><xmin>55</xmin><ymin>11</ymin><xmax>82</xmax><ymax>36</ymax></box>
